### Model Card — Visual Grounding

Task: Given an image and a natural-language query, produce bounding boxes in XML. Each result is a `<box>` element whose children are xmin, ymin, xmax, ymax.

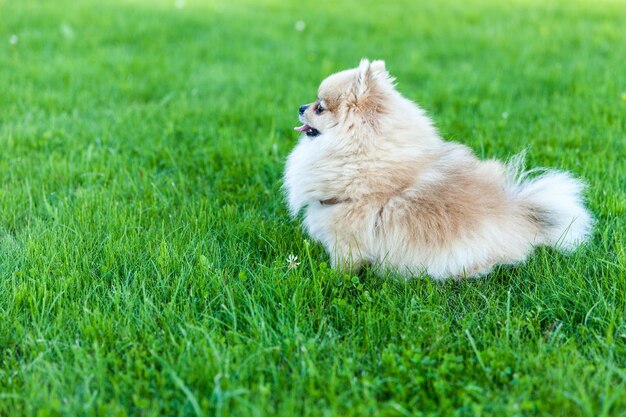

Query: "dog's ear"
<box><xmin>354</xmin><ymin>58</ymin><xmax>373</xmax><ymax>98</ymax></box>
<box><xmin>370</xmin><ymin>60</ymin><xmax>387</xmax><ymax>76</ymax></box>
<box><xmin>352</xmin><ymin>58</ymin><xmax>391</xmax><ymax>101</ymax></box>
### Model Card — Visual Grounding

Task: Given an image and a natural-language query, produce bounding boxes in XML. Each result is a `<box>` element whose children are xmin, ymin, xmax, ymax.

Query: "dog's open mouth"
<box><xmin>294</xmin><ymin>124</ymin><xmax>320</xmax><ymax>137</ymax></box>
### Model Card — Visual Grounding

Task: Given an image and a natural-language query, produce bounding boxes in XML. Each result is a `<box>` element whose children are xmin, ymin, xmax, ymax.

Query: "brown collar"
<box><xmin>319</xmin><ymin>198</ymin><xmax>351</xmax><ymax>206</ymax></box>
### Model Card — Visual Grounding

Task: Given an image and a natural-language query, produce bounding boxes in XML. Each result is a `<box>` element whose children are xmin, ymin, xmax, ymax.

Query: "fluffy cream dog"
<box><xmin>283</xmin><ymin>59</ymin><xmax>592</xmax><ymax>279</ymax></box>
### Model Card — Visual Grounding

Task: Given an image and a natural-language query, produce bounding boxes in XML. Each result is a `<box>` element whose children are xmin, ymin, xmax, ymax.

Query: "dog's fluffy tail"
<box><xmin>506</xmin><ymin>152</ymin><xmax>593</xmax><ymax>252</ymax></box>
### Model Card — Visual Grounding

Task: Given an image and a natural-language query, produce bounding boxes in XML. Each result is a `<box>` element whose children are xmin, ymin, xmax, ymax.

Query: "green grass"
<box><xmin>1</xmin><ymin>0</ymin><xmax>625</xmax><ymax>415</ymax></box>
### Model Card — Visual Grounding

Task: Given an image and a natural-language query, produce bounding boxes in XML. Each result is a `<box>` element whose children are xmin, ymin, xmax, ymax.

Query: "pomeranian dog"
<box><xmin>283</xmin><ymin>59</ymin><xmax>592</xmax><ymax>279</ymax></box>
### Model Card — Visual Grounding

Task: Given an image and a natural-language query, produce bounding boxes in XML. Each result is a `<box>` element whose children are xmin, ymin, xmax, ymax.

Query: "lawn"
<box><xmin>0</xmin><ymin>0</ymin><xmax>625</xmax><ymax>415</ymax></box>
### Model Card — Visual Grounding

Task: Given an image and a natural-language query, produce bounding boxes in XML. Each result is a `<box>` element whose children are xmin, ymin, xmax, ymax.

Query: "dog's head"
<box><xmin>294</xmin><ymin>59</ymin><xmax>396</xmax><ymax>138</ymax></box>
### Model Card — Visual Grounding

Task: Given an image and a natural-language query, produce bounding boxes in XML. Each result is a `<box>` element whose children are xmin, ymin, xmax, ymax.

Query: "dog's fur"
<box><xmin>283</xmin><ymin>59</ymin><xmax>593</xmax><ymax>279</ymax></box>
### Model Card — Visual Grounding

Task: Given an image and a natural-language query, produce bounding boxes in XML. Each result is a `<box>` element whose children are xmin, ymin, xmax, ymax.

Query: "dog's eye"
<box><xmin>316</xmin><ymin>104</ymin><xmax>325</xmax><ymax>114</ymax></box>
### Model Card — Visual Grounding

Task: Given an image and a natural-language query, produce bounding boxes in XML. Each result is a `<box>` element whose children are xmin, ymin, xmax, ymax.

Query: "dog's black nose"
<box><xmin>299</xmin><ymin>105</ymin><xmax>309</xmax><ymax>114</ymax></box>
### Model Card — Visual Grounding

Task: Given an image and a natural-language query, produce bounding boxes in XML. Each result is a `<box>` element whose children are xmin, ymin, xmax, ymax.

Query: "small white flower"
<box><xmin>60</xmin><ymin>23</ymin><xmax>75</xmax><ymax>39</ymax></box>
<box><xmin>295</xmin><ymin>20</ymin><xmax>306</xmax><ymax>31</ymax></box>
<box><xmin>175</xmin><ymin>0</ymin><xmax>185</xmax><ymax>9</ymax></box>
<box><xmin>287</xmin><ymin>254</ymin><xmax>300</xmax><ymax>269</ymax></box>
<box><xmin>501</xmin><ymin>111</ymin><xmax>509</xmax><ymax>119</ymax></box>
<box><xmin>9</xmin><ymin>35</ymin><xmax>18</xmax><ymax>46</ymax></box>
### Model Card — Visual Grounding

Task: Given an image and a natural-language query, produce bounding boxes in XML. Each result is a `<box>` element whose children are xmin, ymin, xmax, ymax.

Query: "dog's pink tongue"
<box><xmin>294</xmin><ymin>124</ymin><xmax>310</xmax><ymax>132</ymax></box>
